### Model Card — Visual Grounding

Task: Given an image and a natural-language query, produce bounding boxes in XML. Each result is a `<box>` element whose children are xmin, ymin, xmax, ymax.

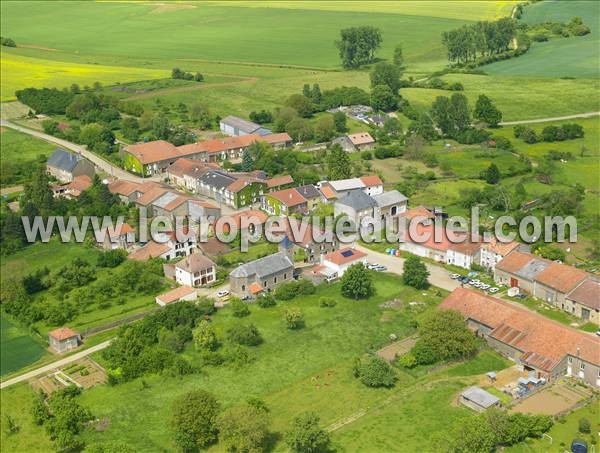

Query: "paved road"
<box><xmin>0</xmin><ymin>185</ymin><xmax>24</xmax><ymax>195</ymax></box>
<box><xmin>354</xmin><ymin>244</ymin><xmax>460</xmax><ymax>292</ymax></box>
<box><xmin>1</xmin><ymin>120</ymin><xmax>150</xmax><ymax>183</ymax></box>
<box><xmin>499</xmin><ymin>111</ymin><xmax>599</xmax><ymax>126</ymax></box>
<box><xmin>0</xmin><ymin>340</ymin><xmax>112</xmax><ymax>390</ymax></box>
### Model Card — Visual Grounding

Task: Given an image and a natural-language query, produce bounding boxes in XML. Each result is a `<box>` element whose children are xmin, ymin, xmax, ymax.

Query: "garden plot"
<box><xmin>510</xmin><ymin>379</ymin><xmax>593</xmax><ymax>416</ymax></box>
<box><xmin>31</xmin><ymin>358</ymin><xmax>106</xmax><ymax>395</ymax></box>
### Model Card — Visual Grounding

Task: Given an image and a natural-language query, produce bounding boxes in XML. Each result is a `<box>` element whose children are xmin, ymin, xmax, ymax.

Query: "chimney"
<box><xmin>577</xmin><ymin>347</ymin><xmax>580</xmax><ymax>357</ymax></box>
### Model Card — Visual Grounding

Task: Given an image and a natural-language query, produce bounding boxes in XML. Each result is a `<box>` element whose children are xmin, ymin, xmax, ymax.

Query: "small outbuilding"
<box><xmin>155</xmin><ymin>285</ymin><xmax>198</xmax><ymax>306</ymax></box>
<box><xmin>459</xmin><ymin>386</ymin><xmax>500</xmax><ymax>412</ymax></box>
<box><xmin>48</xmin><ymin>327</ymin><xmax>81</xmax><ymax>354</ymax></box>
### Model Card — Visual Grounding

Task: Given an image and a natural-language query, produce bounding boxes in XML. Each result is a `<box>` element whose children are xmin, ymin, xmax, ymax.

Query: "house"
<box><xmin>166</xmin><ymin>158</ymin><xmax>218</xmax><ymax>191</ymax></box>
<box><xmin>63</xmin><ymin>175</ymin><xmax>93</xmax><ymax>198</ymax></box>
<box><xmin>494</xmin><ymin>250</ymin><xmax>590</xmax><ymax>312</ymax></box>
<box><xmin>261</xmin><ymin>132</ymin><xmax>293</xmax><ymax>149</ymax></box>
<box><xmin>47</xmin><ymin>149</ymin><xmax>95</xmax><ymax>183</ymax></box>
<box><xmin>98</xmin><ymin>223</ymin><xmax>135</xmax><ymax>250</ymax></box>
<box><xmin>565</xmin><ymin>278</ymin><xmax>600</xmax><ymax>325</ymax></box>
<box><xmin>319</xmin><ymin>175</ymin><xmax>383</xmax><ymax>199</ymax></box>
<box><xmin>134</xmin><ymin>186</ymin><xmax>171</xmax><ymax>216</ymax></box>
<box><xmin>220</xmin><ymin>115</ymin><xmax>271</xmax><ymax>137</ymax></box>
<box><xmin>317</xmin><ymin>247</ymin><xmax>367</xmax><ymax>279</ymax></box>
<box><xmin>219</xmin><ymin>209</ymin><xmax>268</xmax><ymax>235</ymax></box>
<box><xmin>347</xmin><ymin>132</ymin><xmax>375</xmax><ymax>151</ymax></box>
<box><xmin>319</xmin><ymin>185</ymin><xmax>337</xmax><ymax>202</ymax></box>
<box><xmin>331</xmin><ymin>135</ymin><xmax>356</xmax><ymax>152</ymax></box>
<box><xmin>187</xmin><ymin>135</ymin><xmax>259</xmax><ymax>162</ymax></box>
<box><xmin>151</xmin><ymin>192</ymin><xmax>191</xmax><ymax>219</ymax></box>
<box><xmin>197</xmin><ymin>170</ymin><xmax>266</xmax><ymax>209</ymax></box>
<box><xmin>276</xmin><ymin>217</ymin><xmax>339</xmax><ymax>264</ymax></box>
<box><xmin>230</xmin><ymin>252</ymin><xmax>294</xmax><ymax>296</ymax></box>
<box><xmin>262</xmin><ymin>188</ymin><xmax>307</xmax><ymax>216</ymax></box>
<box><xmin>48</xmin><ymin>327</ymin><xmax>80</xmax><ymax>353</ymax></box>
<box><xmin>266</xmin><ymin>175</ymin><xmax>294</xmax><ymax>192</ymax></box>
<box><xmin>174</xmin><ymin>254</ymin><xmax>216</xmax><ymax>287</ymax></box>
<box><xmin>459</xmin><ymin>387</ymin><xmax>500</xmax><ymax>412</ymax></box>
<box><xmin>122</xmin><ymin>140</ymin><xmax>181</xmax><ymax>175</ymax></box>
<box><xmin>108</xmin><ymin>180</ymin><xmax>146</xmax><ymax>203</ymax></box>
<box><xmin>188</xmin><ymin>200</ymin><xmax>221</xmax><ymax>227</ymax></box>
<box><xmin>129</xmin><ymin>227</ymin><xmax>197</xmax><ymax>261</ymax></box>
<box><xmin>155</xmin><ymin>285</ymin><xmax>198</xmax><ymax>306</ymax></box>
<box><xmin>440</xmin><ymin>288</ymin><xmax>600</xmax><ymax>387</ymax></box>
<box><xmin>359</xmin><ymin>175</ymin><xmax>384</xmax><ymax>196</ymax></box>
<box><xmin>334</xmin><ymin>190</ymin><xmax>377</xmax><ymax>228</ymax></box>
<box><xmin>478</xmin><ymin>237</ymin><xmax>521</xmax><ymax>270</ymax></box>
<box><xmin>399</xmin><ymin>223</ymin><xmax>481</xmax><ymax>269</ymax></box>
<box><xmin>294</xmin><ymin>185</ymin><xmax>322</xmax><ymax>212</ymax></box>
<box><xmin>400</xmin><ymin>206</ymin><xmax>436</xmax><ymax>226</ymax></box>
<box><xmin>372</xmin><ymin>190</ymin><xmax>407</xmax><ymax>220</ymax></box>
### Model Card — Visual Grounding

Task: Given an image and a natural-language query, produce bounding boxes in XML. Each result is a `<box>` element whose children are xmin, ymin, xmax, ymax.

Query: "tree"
<box><xmin>473</xmin><ymin>94</ymin><xmax>502</xmax><ymax>127</ymax></box>
<box><xmin>171</xmin><ymin>390</ymin><xmax>220</xmax><ymax>451</ymax></box>
<box><xmin>370</xmin><ymin>84</ymin><xmax>398</xmax><ymax>112</ymax></box>
<box><xmin>333</xmin><ymin>111</ymin><xmax>347</xmax><ymax>133</ymax></box>
<box><xmin>448</xmin><ymin>93</ymin><xmax>470</xmax><ymax>132</ymax></box>
<box><xmin>408</xmin><ymin>114</ymin><xmax>438</xmax><ymax>142</ymax></box>
<box><xmin>353</xmin><ymin>355</ymin><xmax>396</xmax><ymax>387</ymax></box>
<box><xmin>1</xmin><ymin>37</ymin><xmax>16</xmax><ymax>47</ymax></box>
<box><xmin>190</xmin><ymin>103</ymin><xmax>212</xmax><ymax>129</ymax></box>
<box><xmin>341</xmin><ymin>263</ymin><xmax>374</xmax><ymax>299</ymax></box>
<box><xmin>327</xmin><ymin>143</ymin><xmax>352</xmax><ymax>180</ymax></box>
<box><xmin>241</xmin><ymin>148</ymin><xmax>254</xmax><ymax>172</ymax></box>
<box><xmin>392</xmin><ymin>44</ymin><xmax>406</xmax><ymax>70</ymax></box>
<box><xmin>578</xmin><ymin>418</ymin><xmax>591</xmax><ymax>434</ymax></box>
<box><xmin>483</xmin><ymin>163</ymin><xmax>501</xmax><ymax>184</ymax></box>
<box><xmin>314</xmin><ymin>115</ymin><xmax>335</xmax><ymax>142</ymax></box>
<box><xmin>383</xmin><ymin>117</ymin><xmax>402</xmax><ymax>136</ymax></box>
<box><xmin>121</xmin><ymin>117</ymin><xmax>140</xmax><ymax>142</ymax></box>
<box><xmin>257</xmin><ymin>293</ymin><xmax>276</xmax><ymax>308</ymax></box>
<box><xmin>229</xmin><ymin>298</ymin><xmax>250</xmax><ymax>317</ymax></box>
<box><xmin>286</xmin><ymin>118</ymin><xmax>314</xmax><ymax>142</ymax></box>
<box><xmin>285</xmin><ymin>412</ymin><xmax>331</xmax><ymax>453</ymax></box>
<box><xmin>336</xmin><ymin>26</ymin><xmax>382</xmax><ymax>68</ymax></box>
<box><xmin>283</xmin><ymin>307</ymin><xmax>305</xmax><ymax>330</ymax></box>
<box><xmin>370</xmin><ymin>62</ymin><xmax>402</xmax><ymax>95</ymax></box>
<box><xmin>227</xmin><ymin>323</ymin><xmax>263</xmax><ymax>346</ymax></box>
<box><xmin>79</xmin><ymin>123</ymin><xmax>115</xmax><ymax>154</ymax></box>
<box><xmin>411</xmin><ymin>310</ymin><xmax>478</xmax><ymax>365</ymax></box>
<box><xmin>217</xmin><ymin>405</ymin><xmax>270</xmax><ymax>453</ymax></box>
<box><xmin>285</xmin><ymin>94</ymin><xmax>313</xmax><ymax>118</ymax></box>
<box><xmin>448</xmin><ymin>414</ymin><xmax>496</xmax><ymax>453</ymax></box>
<box><xmin>402</xmin><ymin>255</ymin><xmax>429</xmax><ymax>289</ymax></box>
<box><xmin>193</xmin><ymin>320</ymin><xmax>218</xmax><ymax>351</ymax></box>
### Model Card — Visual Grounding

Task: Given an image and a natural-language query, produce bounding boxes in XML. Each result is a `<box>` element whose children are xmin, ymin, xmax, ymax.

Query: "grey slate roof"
<box><xmin>47</xmin><ymin>149</ymin><xmax>83</xmax><ymax>173</ymax></box>
<box><xmin>295</xmin><ymin>184</ymin><xmax>321</xmax><ymax>200</ymax></box>
<box><xmin>199</xmin><ymin>170</ymin><xmax>236</xmax><ymax>190</ymax></box>
<box><xmin>336</xmin><ymin>190</ymin><xmax>376</xmax><ymax>211</ymax></box>
<box><xmin>372</xmin><ymin>190</ymin><xmax>408</xmax><ymax>208</ymax></box>
<box><xmin>461</xmin><ymin>386</ymin><xmax>499</xmax><ymax>408</ymax></box>
<box><xmin>516</xmin><ymin>259</ymin><xmax>549</xmax><ymax>281</ymax></box>
<box><xmin>152</xmin><ymin>192</ymin><xmax>180</xmax><ymax>209</ymax></box>
<box><xmin>220</xmin><ymin>115</ymin><xmax>262</xmax><ymax>134</ymax></box>
<box><xmin>230</xmin><ymin>252</ymin><xmax>293</xmax><ymax>279</ymax></box>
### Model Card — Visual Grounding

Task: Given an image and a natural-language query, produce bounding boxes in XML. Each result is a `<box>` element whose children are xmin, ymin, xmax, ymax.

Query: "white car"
<box><xmin>468</xmin><ymin>280</ymin><xmax>477</xmax><ymax>285</ymax></box>
<box><xmin>450</xmin><ymin>273</ymin><xmax>460</xmax><ymax>280</ymax></box>
<box><xmin>480</xmin><ymin>284</ymin><xmax>490</xmax><ymax>290</ymax></box>
<box><xmin>374</xmin><ymin>265</ymin><xmax>387</xmax><ymax>272</ymax></box>
<box><xmin>367</xmin><ymin>263</ymin><xmax>379</xmax><ymax>270</ymax></box>
<box><xmin>488</xmin><ymin>287</ymin><xmax>499</xmax><ymax>293</ymax></box>
<box><xmin>216</xmin><ymin>290</ymin><xmax>230</xmax><ymax>298</ymax></box>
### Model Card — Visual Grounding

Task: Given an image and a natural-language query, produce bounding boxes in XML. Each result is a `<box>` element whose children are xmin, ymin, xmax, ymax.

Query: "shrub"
<box><xmin>257</xmin><ymin>293</ymin><xmax>276</xmax><ymax>308</ymax></box>
<box><xmin>171</xmin><ymin>390</ymin><xmax>220</xmax><ymax>451</ymax></box>
<box><xmin>353</xmin><ymin>355</ymin><xmax>396</xmax><ymax>388</ymax></box>
<box><xmin>341</xmin><ymin>263</ymin><xmax>374</xmax><ymax>299</ymax></box>
<box><xmin>285</xmin><ymin>412</ymin><xmax>331</xmax><ymax>453</ymax></box>
<box><xmin>579</xmin><ymin>418</ymin><xmax>591</xmax><ymax>434</ymax></box>
<box><xmin>361</xmin><ymin>150</ymin><xmax>373</xmax><ymax>160</ymax></box>
<box><xmin>283</xmin><ymin>308</ymin><xmax>305</xmax><ymax>330</ymax></box>
<box><xmin>275</xmin><ymin>280</ymin><xmax>315</xmax><ymax>300</ymax></box>
<box><xmin>397</xmin><ymin>352</ymin><xmax>417</xmax><ymax>369</ymax></box>
<box><xmin>97</xmin><ymin>249</ymin><xmax>127</xmax><ymax>268</ymax></box>
<box><xmin>319</xmin><ymin>297</ymin><xmax>337</xmax><ymax>308</ymax></box>
<box><xmin>227</xmin><ymin>324</ymin><xmax>263</xmax><ymax>346</ymax></box>
<box><xmin>217</xmin><ymin>405</ymin><xmax>270</xmax><ymax>453</ymax></box>
<box><xmin>229</xmin><ymin>298</ymin><xmax>250</xmax><ymax>317</ymax></box>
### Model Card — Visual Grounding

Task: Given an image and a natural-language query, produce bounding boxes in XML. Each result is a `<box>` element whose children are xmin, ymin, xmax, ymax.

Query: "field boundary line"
<box><xmin>499</xmin><ymin>112</ymin><xmax>600</xmax><ymax>126</ymax></box>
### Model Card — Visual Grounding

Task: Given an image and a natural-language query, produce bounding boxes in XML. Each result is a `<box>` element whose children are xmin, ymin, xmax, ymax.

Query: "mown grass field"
<box><xmin>0</xmin><ymin>272</ymin><xmax>518</xmax><ymax>452</ymax></box>
<box><xmin>485</xmin><ymin>0</ymin><xmax>600</xmax><ymax>78</ymax></box>
<box><xmin>0</xmin><ymin>313</ymin><xmax>48</xmax><ymax>376</ymax></box>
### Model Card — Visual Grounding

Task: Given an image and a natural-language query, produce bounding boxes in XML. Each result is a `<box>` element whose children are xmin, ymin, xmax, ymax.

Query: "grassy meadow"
<box><xmin>0</xmin><ymin>313</ymin><xmax>48</xmax><ymax>376</ymax></box>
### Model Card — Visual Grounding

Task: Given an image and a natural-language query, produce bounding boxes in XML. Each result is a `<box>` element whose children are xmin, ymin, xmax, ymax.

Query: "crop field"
<box><xmin>0</xmin><ymin>127</ymin><xmax>55</xmax><ymax>162</ymax></box>
<box><xmin>485</xmin><ymin>0</ymin><xmax>600</xmax><ymax>78</ymax></box>
<box><xmin>0</xmin><ymin>314</ymin><xmax>47</xmax><ymax>376</ymax></box>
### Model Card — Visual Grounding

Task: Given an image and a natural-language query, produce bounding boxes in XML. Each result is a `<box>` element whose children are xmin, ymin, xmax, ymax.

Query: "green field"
<box><xmin>485</xmin><ymin>0</ymin><xmax>600</xmax><ymax>78</ymax></box>
<box><xmin>0</xmin><ymin>314</ymin><xmax>47</xmax><ymax>376</ymax></box>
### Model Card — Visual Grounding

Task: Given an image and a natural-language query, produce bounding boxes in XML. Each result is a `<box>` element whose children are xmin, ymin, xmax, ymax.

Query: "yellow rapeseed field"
<box><xmin>0</xmin><ymin>52</ymin><xmax>168</xmax><ymax>100</ymax></box>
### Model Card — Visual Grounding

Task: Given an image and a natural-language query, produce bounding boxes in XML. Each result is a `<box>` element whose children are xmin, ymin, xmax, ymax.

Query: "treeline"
<box><xmin>514</xmin><ymin>123</ymin><xmax>584</xmax><ymax>144</ymax></box>
<box><xmin>171</xmin><ymin>67</ymin><xmax>204</xmax><ymax>82</ymax></box>
<box><xmin>442</xmin><ymin>18</ymin><xmax>516</xmax><ymax>64</ymax></box>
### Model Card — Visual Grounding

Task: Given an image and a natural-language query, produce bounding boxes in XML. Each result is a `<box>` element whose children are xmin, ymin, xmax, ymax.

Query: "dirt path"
<box><xmin>0</xmin><ymin>340</ymin><xmax>112</xmax><ymax>390</ymax></box>
<box><xmin>1</xmin><ymin>185</ymin><xmax>23</xmax><ymax>195</ymax></box>
<box><xmin>499</xmin><ymin>111</ymin><xmax>599</xmax><ymax>126</ymax></box>
<box><xmin>124</xmin><ymin>76</ymin><xmax>258</xmax><ymax>100</ymax></box>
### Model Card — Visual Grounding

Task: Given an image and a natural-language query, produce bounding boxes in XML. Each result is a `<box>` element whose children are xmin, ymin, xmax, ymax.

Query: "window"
<box><xmin>263</xmin><ymin>281</ymin><xmax>267</xmax><ymax>287</ymax></box>
<box><xmin>241</xmin><ymin>285</ymin><xmax>245</xmax><ymax>291</ymax></box>
<box><xmin>580</xmin><ymin>363</ymin><xmax>585</xmax><ymax>370</ymax></box>
<box><xmin>283</xmin><ymin>273</ymin><xmax>287</xmax><ymax>279</ymax></box>
<box><xmin>568</xmin><ymin>357</ymin><xmax>573</xmax><ymax>364</ymax></box>
<box><xmin>274</xmin><ymin>277</ymin><xmax>277</xmax><ymax>284</ymax></box>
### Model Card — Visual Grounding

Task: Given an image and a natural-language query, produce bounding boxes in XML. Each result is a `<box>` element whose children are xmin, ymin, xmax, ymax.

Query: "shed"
<box><xmin>48</xmin><ymin>327</ymin><xmax>81</xmax><ymax>354</ymax></box>
<box><xmin>459</xmin><ymin>386</ymin><xmax>500</xmax><ymax>412</ymax></box>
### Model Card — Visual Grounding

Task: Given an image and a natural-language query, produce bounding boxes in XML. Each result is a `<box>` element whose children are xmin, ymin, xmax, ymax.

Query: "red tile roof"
<box><xmin>49</xmin><ymin>327</ymin><xmax>79</xmax><ymax>341</ymax></box>
<box><xmin>266</xmin><ymin>175</ymin><xmax>294</xmax><ymax>189</ymax></box>
<box><xmin>106</xmin><ymin>222</ymin><xmax>135</xmax><ymax>239</ymax></box>
<box><xmin>163</xmin><ymin>194</ymin><xmax>191</xmax><ymax>212</ymax></box>
<box><xmin>402</xmin><ymin>206</ymin><xmax>435</xmax><ymax>221</ymax></box>
<box><xmin>360</xmin><ymin>175</ymin><xmax>383</xmax><ymax>187</ymax></box>
<box><xmin>248</xmin><ymin>282</ymin><xmax>264</xmax><ymax>294</ymax></box>
<box><xmin>567</xmin><ymin>278</ymin><xmax>600</xmax><ymax>310</ymax></box>
<box><xmin>168</xmin><ymin>158</ymin><xmax>217</xmax><ymax>178</ymax></box>
<box><xmin>156</xmin><ymin>285</ymin><xmax>197</xmax><ymax>305</ymax></box>
<box><xmin>535</xmin><ymin>262</ymin><xmax>589</xmax><ymax>293</ymax></box>
<box><xmin>324</xmin><ymin>247</ymin><xmax>367</xmax><ymax>266</ymax></box>
<box><xmin>440</xmin><ymin>288</ymin><xmax>600</xmax><ymax>370</ymax></box>
<box><xmin>401</xmin><ymin>223</ymin><xmax>480</xmax><ymax>255</ymax></box>
<box><xmin>319</xmin><ymin>185</ymin><xmax>337</xmax><ymax>200</ymax></box>
<box><xmin>495</xmin><ymin>250</ymin><xmax>536</xmax><ymax>274</ymax></box>
<box><xmin>227</xmin><ymin>177</ymin><xmax>255</xmax><ymax>193</ymax></box>
<box><xmin>261</xmin><ymin>132</ymin><xmax>292</xmax><ymax>145</ymax></box>
<box><xmin>481</xmin><ymin>237</ymin><xmax>520</xmax><ymax>256</ymax></box>
<box><xmin>65</xmin><ymin>175</ymin><xmax>92</xmax><ymax>195</ymax></box>
<box><xmin>175</xmin><ymin>254</ymin><xmax>215</xmax><ymax>273</ymax></box>
<box><xmin>126</xmin><ymin>140</ymin><xmax>179</xmax><ymax>164</ymax></box>
<box><xmin>136</xmin><ymin>187</ymin><xmax>170</xmax><ymax>206</ymax></box>
<box><xmin>108</xmin><ymin>180</ymin><xmax>141</xmax><ymax>197</ymax></box>
<box><xmin>348</xmin><ymin>132</ymin><xmax>375</xmax><ymax>146</ymax></box>
<box><xmin>268</xmin><ymin>188</ymin><xmax>307</xmax><ymax>207</ymax></box>
<box><xmin>128</xmin><ymin>241</ymin><xmax>171</xmax><ymax>261</ymax></box>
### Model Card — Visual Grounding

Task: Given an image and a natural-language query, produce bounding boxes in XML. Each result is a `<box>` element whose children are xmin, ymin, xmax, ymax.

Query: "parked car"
<box><xmin>515</xmin><ymin>294</ymin><xmax>527</xmax><ymax>300</ymax></box>
<box><xmin>480</xmin><ymin>284</ymin><xmax>490</xmax><ymax>290</ymax></box>
<box><xmin>216</xmin><ymin>289</ymin><xmax>230</xmax><ymax>298</ymax></box>
<box><xmin>459</xmin><ymin>277</ymin><xmax>470</xmax><ymax>283</ymax></box>
<box><xmin>450</xmin><ymin>273</ymin><xmax>460</xmax><ymax>279</ymax></box>
<box><xmin>468</xmin><ymin>280</ymin><xmax>477</xmax><ymax>285</ymax></box>
<box><xmin>489</xmin><ymin>287</ymin><xmax>499</xmax><ymax>293</ymax></box>
<box><xmin>374</xmin><ymin>265</ymin><xmax>387</xmax><ymax>272</ymax></box>
<box><xmin>241</xmin><ymin>295</ymin><xmax>252</xmax><ymax>301</ymax></box>
<box><xmin>367</xmin><ymin>263</ymin><xmax>379</xmax><ymax>270</ymax></box>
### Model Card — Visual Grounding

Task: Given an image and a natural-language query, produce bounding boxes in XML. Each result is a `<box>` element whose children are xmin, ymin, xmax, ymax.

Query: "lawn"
<box><xmin>0</xmin><ymin>127</ymin><xmax>57</xmax><ymax>186</ymax></box>
<box><xmin>484</xmin><ymin>0</ymin><xmax>600</xmax><ymax>78</ymax></box>
<box><xmin>0</xmin><ymin>313</ymin><xmax>48</xmax><ymax>376</ymax></box>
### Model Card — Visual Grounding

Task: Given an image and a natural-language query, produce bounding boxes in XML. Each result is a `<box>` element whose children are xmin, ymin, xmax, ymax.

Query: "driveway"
<box><xmin>499</xmin><ymin>111</ymin><xmax>599</xmax><ymax>126</ymax></box>
<box><xmin>0</xmin><ymin>340</ymin><xmax>112</xmax><ymax>390</ymax></box>
<box><xmin>353</xmin><ymin>244</ymin><xmax>460</xmax><ymax>292</ymax></box>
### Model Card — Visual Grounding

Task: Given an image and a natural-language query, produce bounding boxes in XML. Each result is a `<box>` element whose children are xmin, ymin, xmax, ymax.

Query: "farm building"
<box><xmin>261</xmin><ymin>187</ymin><xmax>308</xmax><ymax>216</ymax></box>
<box><xmin>372</xmin><ymin>190</ymin><xmax>408</xmax><ymax>219</ymax></box>
<box><xmin>174</xmin><ymin>253</ymin><xmax>216</xmax><ymax>287</ymax></box>
<box><xmin>459</xmin><ymin>387</ymin><xmax>500</xmax><ymax>412</ymax></box>
<box><xmin>122</xmin><ymin>140</ymin><xmax>181</xmax><ymax>175</ymax></box>
<box><xmin>48</xmin><ymin>327</ymin><xmax>81</xmax><ymax>354</ymax></box>
<box><xmin>220</xmin><ymin>115</ymin><xmax>271</xmax><ymax>137</ymax></box>
<box><xmin>266</xmin><ymin>174</ymin><xmax>294</xmax><ymax>192</ymax></box>
<box><xmin>347</xmin><ymin>132</ymin><xmax>375</xmax><ymax>151</ymax></box>
<box><xmin>155</xmin><ymin>285</ymin><xmax>198</xmax><ymax>306</ymax></box>
<box><xmin>229</xmin><ymin>252</ymin><xmax>294</xmax><ymax>297</ymax></box>
<box><xmin>440</xmin><ymin>288</ymin><xmax>600</xmax><ymax>387</ymax></box>
<box><xmin>565</xmin><ymin>278</ymin><xmax>600</xmax><ymax>325</ymax></box>
<box><xmin>46</xmin><ymin>149</ymin><xmax>95</xmax><ymax>183</ymax></box>
<box><xmin>318</xmin><ymin>247</ymin><xmax>367</xmax><ymax>278</ymax></box>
